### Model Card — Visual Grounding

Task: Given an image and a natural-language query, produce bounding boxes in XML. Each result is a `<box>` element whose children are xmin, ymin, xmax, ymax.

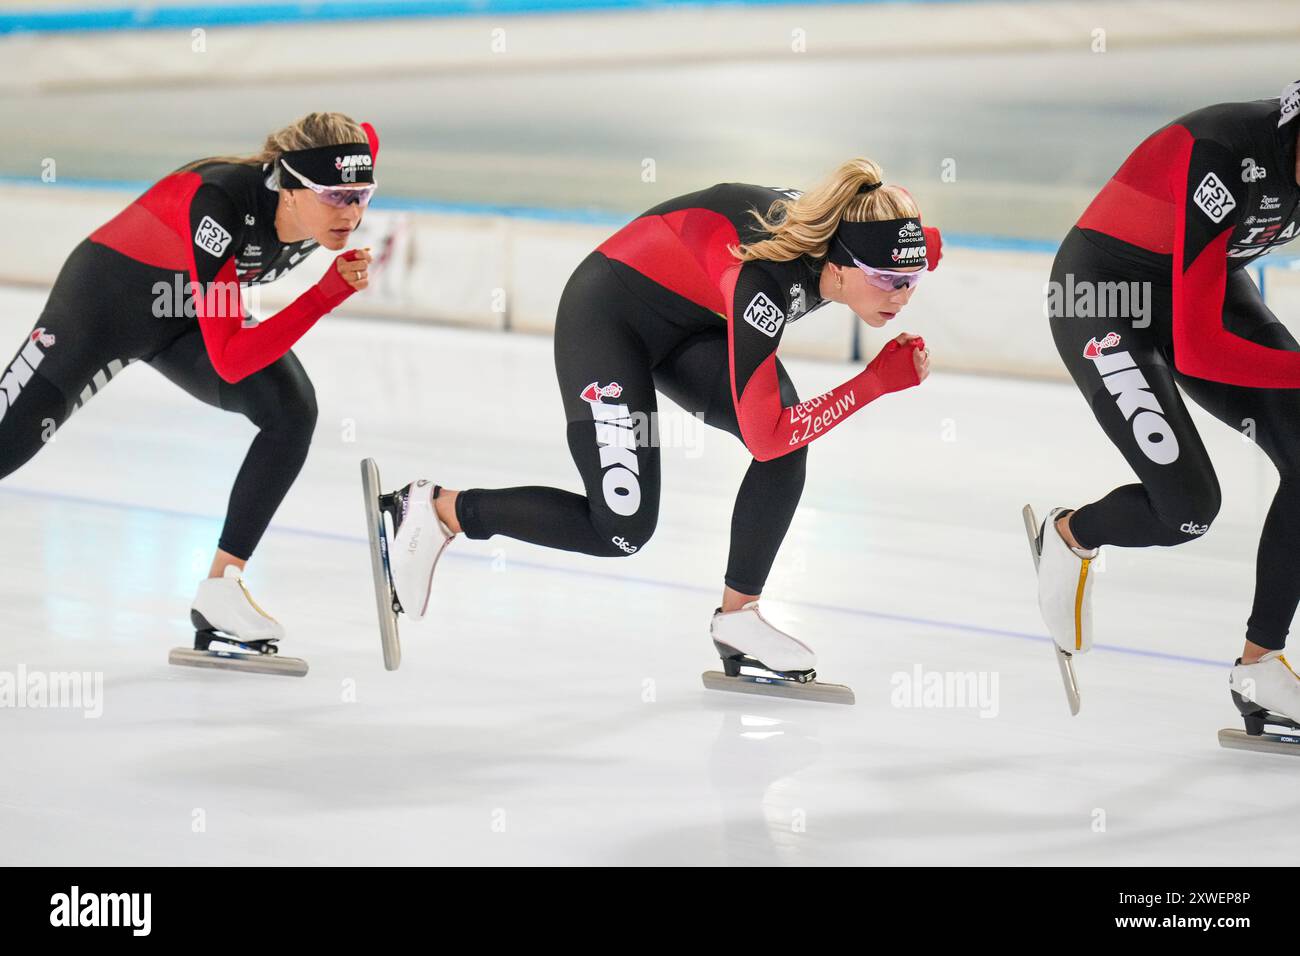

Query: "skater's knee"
<box><xmin>288</xmin><ymin>380</ymin><xmax>318</xmax><ymax>436</ymax></box>
<box><xmin>249</xmin><ymin>374</ymin><xmax>318</xmax><ymax>440</ymax></box>
<box><xmin>592</xmin><ymin>507</ymin><xmax>657</xmax><ymax>557</ymax></box>
<box><xmin>1153</xmin><ymin>481</ymin><xmax>1221</xmax><ymax>543</ymax></box>
<box><xmin>0</xmin><ymin>375</ymin><xmax>67</xmax><ymax>481</ymax></box>
<box><xmin>278</xmin><ymin>375</ymin><xmax>318</xmax><ymax>433</ymax></box>
<box><xmin>774</xmin><ymin>443</ymin><xmax>808</xmax><ymax>477</ymax></box>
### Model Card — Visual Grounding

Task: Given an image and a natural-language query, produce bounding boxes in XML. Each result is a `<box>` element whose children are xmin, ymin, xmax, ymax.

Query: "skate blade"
<box><xmin>1055</xmin><ymin>647</ymin><xmax>1081</xmax><ymax>716</ymax></box>
<box><xmin>1024</xmin><ymin>504</ymin><xmax>1082</xmax><ymax>716</ymax></box>
<box><xmin>361</xmin><ymin>457</ymin><xmax>402</xmax><ymax>671</ymax></box>
<box><xmin>702</xmin><ymin>671</ymin><xmax>855</xmax><ymax>705</ymax></box>
<box><xmin>1217</xmin><ymin>728</ymin><xmax>1300</xmax><ymax>755</ymax></box>
<box><xmin>169</xmin><ymin>647</ymin><xmax>308</xmax><ymax>677</ymax></box>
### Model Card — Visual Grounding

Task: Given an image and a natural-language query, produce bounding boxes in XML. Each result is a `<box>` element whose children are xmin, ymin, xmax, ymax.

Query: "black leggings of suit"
<box><xmin>0</xmin><ymin>240</ymin><xmax>318</xmax><ymax>561</ymax></box>
<box><xmin>455</xmin><ymin>251</ymin><xmax>806</xmax><ymax>596</ymax></box>
<box><xmin>1050</xmin><ymin>227</ymin><xmax>1300</xmax><ymax>649</ymax></box>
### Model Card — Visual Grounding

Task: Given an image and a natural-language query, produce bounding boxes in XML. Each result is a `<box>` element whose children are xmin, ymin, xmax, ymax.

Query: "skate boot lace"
<box><xmin>236</xmin><ymin>577</ymin><xmax>279</xmax><ymax>624</ymax></box>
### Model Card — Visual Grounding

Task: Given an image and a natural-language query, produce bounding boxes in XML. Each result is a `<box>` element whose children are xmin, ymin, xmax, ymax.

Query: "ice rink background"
<box><xmin>3</xmin><ymin>0</ymin><xmax>1300</xmax><ymax>865</ymax></box>
<box><xmin>1</xmin><ymin>285</ymin><xmax>1294</xmax><ymax>866</ymax></box>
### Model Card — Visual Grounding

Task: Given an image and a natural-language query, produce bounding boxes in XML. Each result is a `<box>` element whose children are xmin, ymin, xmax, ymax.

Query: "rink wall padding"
<box><xmin>7</xmin><ymin>179</ymin><xmax>1297</xmax><ymax>380</ymax></box>
<box><xmin>3</xmin><ymin>1</ymin><xmax>1299</xmax><ymax>92</ymax></box>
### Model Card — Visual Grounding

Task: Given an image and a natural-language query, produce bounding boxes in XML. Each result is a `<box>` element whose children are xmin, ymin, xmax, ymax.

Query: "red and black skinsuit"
<box><xmin>0</xmin><ymin>159</ymin><xmax>361</xmax><ymax>560</ymax></box>
<box><xmin>1049</xmin><ymin>95</ymin><xmax>1300</xmax><ymax>649</ymax></box>
<box><xmin>454</xmin><ymin>183</ymin><xmax>926</xmax><ymax>594</ymax></box>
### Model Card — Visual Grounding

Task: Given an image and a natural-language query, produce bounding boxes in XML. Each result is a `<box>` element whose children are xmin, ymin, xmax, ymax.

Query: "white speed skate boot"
<box><xmin>170</xmin><ymin>566</ymin><xmax>307</xmax><ymax>676</ymax></box>
<box><xmin>387</xmin><ymin>478</ymin><xmax>457</xmax><ymax>622</ymax></box>
<box><xmin>1220</xmin><ymin>652</ymin><xmax>1300</xmax><ymax>755</ymax></box>
<box><xmin>1034</xmin><ymin>508</ymin><xmax>1099</xmax><ymax>656</ymax></box>
<box><xmin>360</xmin><ymin>461</ymin><xmax>458</xmax><ymax>671</ymax></box>
<box><xmin>1023</xmin><ymin>505</ymin><xmax>1096</xmax><ymax>714</ymax></box>
<box><xmin>702</xmin><ymin>601</ymin><xmax>854</xmax><ymax>704</ymax></box>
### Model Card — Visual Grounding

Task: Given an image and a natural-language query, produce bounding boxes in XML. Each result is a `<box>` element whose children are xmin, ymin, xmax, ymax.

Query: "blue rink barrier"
<box><xmin>0</xmin><ymin>0</ymin><xmax>1010</xmax><ymax>36</ymax></box>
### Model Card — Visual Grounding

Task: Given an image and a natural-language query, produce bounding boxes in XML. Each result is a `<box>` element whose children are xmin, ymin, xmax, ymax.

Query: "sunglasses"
<box><xmin>837</xmin><ymin>240</ymin><xmax>925</xmax><ymax>291</ymax></box>
<box><xmin>280</xmin><ymin>158</ymin><xmax>377</xmax><ymax>209</ymax></box>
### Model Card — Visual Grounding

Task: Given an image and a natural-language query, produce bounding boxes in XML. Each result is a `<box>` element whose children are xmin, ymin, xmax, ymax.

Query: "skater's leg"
<box><xmin>1175</xmin><ymin>270</ymin><xmax>1300</xmax><ymax>661</ymax></box>
<box><xmin>1048</xmin><ymin>232</ymin><xmax>1220</xmax><ymax>551</ymax></box>
<box><xmin>652</xmin><ymin>331</ymin><xmax>807</xmax><ymax>607</ymax></box>
<box><xmin>0</xmin><ymin>316</ymin><xmax>135</xmax><ymax>480</ymax></box>
<box><xmin>148</xmin><ymin>329</ymin><xmax>318</xmax><ymax>566</ymax></box>
<box><xmin>0</xmin><ymin>342</ymin><xmax>70</xmax><ymax>481</ymax></box>
<box><xmin>451</xmin><ymin>255</ymin><xmax>661</xmax><ymax>558</ymax></box>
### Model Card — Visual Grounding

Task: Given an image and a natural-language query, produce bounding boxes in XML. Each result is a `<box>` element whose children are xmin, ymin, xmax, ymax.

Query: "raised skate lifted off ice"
<box><xmin>169</xmin><ymin>565</ymin><xmax>308</xmax><ymax>677</ymax></box>
<box><xmin>360</xmin><ymin>458</ymin><xmax>458</xmax><ymax>671</ymax></box>
<box><xmin>701</xmin><ymin>600</ymin><xmax>854</xmax><ymax>704</ymax></box>
<box><xmin>361</xmin><ymin>457</ymin><xmax>403</xmax><ymax>670</ymax></box>
<box><xmin>1023</xmin><ymin>504</ymin><xmax>1084</xmax><ymax>715</ymax></box>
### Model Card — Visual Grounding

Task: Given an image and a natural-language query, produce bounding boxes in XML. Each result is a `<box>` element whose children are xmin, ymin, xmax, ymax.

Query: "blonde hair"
<box><xmin>732</xmin><ymin>158</ymin><xmax>920</xmax><ymax>263</ymax></box>
<box><xmin>176</xmin><ymin>112</ymin><xmax>366</xmax><ymax>180</ymax></box>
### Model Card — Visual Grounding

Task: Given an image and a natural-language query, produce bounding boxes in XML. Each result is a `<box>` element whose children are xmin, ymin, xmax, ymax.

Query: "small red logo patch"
<box><xmin>580</xmin><ymin>381</ymin><xmax>623</xmax><ymax>403</ymax></box>
<box><xmin>1083</xmin><ymin>332</ymin><xmax>1121</xmax><ymax>360</ymax></box>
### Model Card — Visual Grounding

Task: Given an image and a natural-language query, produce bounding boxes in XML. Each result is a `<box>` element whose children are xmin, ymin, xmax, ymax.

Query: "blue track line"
<box><xmin>0</xmin><ymin>482</ymin><xmax>1228</xmax><ymax>669</ymax></box>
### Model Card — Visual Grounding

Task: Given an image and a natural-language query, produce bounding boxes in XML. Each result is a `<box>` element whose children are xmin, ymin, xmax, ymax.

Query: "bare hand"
<box><xmin>337</xmin><ymin>248</ymin><xmax>373</xmax><ymax>291</ymax></box>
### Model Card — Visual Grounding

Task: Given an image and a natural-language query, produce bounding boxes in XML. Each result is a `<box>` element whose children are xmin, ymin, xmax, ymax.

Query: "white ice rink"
<box><xmin>2</xmin><ymin>283</ymin><xmax>1297</xmax><ymax>867</ymax></box>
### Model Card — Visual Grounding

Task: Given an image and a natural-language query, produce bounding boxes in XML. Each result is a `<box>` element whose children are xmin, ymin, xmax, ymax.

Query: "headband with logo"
<box><xmin>829</xmin><ymin>215</ymin><xmax>928</xmax><ymax>269</ymax></box>
<box><xmin>826</xmin><ymin>180</ymin><xmax>928</xmax><ymax>269</ymax></box>
<box><xmin>278</xmin><ymin>122</ymin><xmax>379</xmax><ymax>188</ymax></box>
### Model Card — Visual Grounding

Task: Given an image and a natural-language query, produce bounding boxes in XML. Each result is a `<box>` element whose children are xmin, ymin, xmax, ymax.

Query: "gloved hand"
<box><xmin>866</xmin><ymin>334</ymin><xmax>928</xmax><ymax>393</ymax></box>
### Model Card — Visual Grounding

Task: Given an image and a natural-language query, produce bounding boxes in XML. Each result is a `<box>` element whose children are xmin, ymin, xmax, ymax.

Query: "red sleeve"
<box><xmin>726</xmin><ymin>264</ymin><xmax>905</xmax><ymax>462</ymax></box>
<box><xmin>187</xmin><ymin>185</ymin><xmax>357</xmax><ymax>384</ymax></box>
<box><xmin>1170</xmin><ymin>131</ymin><xmax>1300</xmax><ymax>388</ymax></box>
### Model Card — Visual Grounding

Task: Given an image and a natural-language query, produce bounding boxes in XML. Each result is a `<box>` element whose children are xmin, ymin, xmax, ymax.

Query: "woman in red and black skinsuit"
<box><xmin>1034</xmin><ymin>81</ymin><xmax>1300</xmax><ymax>730</ymax></box>
<box><xmin>0</xmin><ymin>111</ymin><xmax>376</xmax><ymax>650</ymax></box>
<box><xmin>370</xmin><ymin>158</ymin><xmax>941</xmax><ymax>688</ymax></box>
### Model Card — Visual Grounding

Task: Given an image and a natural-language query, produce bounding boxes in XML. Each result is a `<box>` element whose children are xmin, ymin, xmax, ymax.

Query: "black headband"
<box><xmin>828</xmin><ymin>216</ymin><xmax>927</xmax><ymax>269</ymax></box>
<box><xmin>278</xmin><ymin>141</ymin><xmax>374</xmax><ymax>189</ymax></box>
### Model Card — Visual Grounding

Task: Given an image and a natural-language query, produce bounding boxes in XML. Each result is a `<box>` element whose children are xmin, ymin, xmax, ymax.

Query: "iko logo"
<box><xmin>336</xmin><ymin>154</ymin><xmax>373</xmax><ymax>170</ymax></box>
<box><xmin>891</xmin><ymin>245</ymin><xmax>927</xmax><ymax>264</ymax></box>
<box><xmin>1083</xmin><ymin>332</ymin><xmax>1121</xmax><ymax>360</ymax></box>
<box><xmin>587</xmin><ymin>391</ymin><xmax>641</xmax><ymax>517</ymax></box>
<box><xmin>743</xmin><ymin>291</ymin><xmax>785</xmax><ymax>338</ymax></box>
<box><xmin>1181</xmin><ymin>522</ymin><xmax>1209</xmax><ymax>536</ymax></box>
<box><xmin>1193</xmin><ymin>172</ymin><xmax>1236</xmax><ymax>223</ymax></box>
<box><xmin>1092</xmin><ymin>349</ymin><xmax>1179</xmax><ymax>465</ymax></box>
<box><xmin>0</xmin><ymin>328</ymin><xmax>56</xmax><ymax>425</ymax></box>
<box><xmin>1241</xmin><ymin>158</ymin><xmax>1267</xmax><ymax>183</ymax></box>
<box><xmin>612</xmin><ymin>535</ymin><xmax>638</xmax><ymax>554</ymax></box>
<box><xmin>194</xmin><ymin>215</ymin><xmax>233</xmax><ymax>257</ymax></box>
